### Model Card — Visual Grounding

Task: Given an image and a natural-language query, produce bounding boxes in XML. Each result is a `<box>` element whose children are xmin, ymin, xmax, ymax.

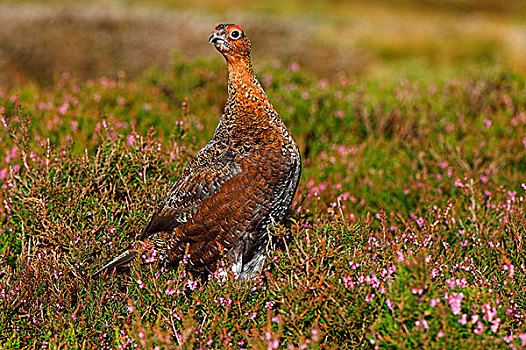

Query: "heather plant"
<box><xmin>0</xmin><ymin>55</ymin><xmax>525</xmax><ymax>348</ymax></box>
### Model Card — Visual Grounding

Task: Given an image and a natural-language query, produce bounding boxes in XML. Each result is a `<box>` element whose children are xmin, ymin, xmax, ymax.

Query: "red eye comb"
<box><xmin>228</xmin><ymin>25</ymin><xmax>243</xmax><ymax>33</ymax></box>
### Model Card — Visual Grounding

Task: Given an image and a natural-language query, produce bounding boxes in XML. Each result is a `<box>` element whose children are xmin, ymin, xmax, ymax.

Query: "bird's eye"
<box><xmin>229</xmin><ymin>29</ymin><xmax>241</xmax><ymax>40</ymax></box>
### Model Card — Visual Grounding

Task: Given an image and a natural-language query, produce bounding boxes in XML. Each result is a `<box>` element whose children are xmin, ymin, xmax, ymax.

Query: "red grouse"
<box><xmin>92</xmin><ymin>24</ymin><xmax>301</xmax><ymax>280</ymax></box>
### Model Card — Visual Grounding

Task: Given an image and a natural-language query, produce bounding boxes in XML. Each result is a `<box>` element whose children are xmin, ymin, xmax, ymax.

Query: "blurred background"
<box><xmin>1</xmin><ymin>0</ymin><xmax>526</xmax><ymax>88</ymax></box>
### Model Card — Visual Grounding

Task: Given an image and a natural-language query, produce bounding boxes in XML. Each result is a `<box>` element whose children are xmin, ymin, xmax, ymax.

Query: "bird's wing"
<box><xmin>141</xmin><ymin>139</ymin><xmax>281</xmax><ymax>238</ymax></box>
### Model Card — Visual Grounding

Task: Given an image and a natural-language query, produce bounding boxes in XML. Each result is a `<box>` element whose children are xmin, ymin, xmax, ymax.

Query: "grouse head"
<box><xmin>209</xmin><ymin>24</ymin><xmax>251</xmax><ymax>61</ymax></box>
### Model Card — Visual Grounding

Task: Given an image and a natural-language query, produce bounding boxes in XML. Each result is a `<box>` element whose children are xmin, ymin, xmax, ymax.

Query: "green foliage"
<box><xmin>0</xmin><ymin>56</ymin><xmax>525</xmax><ymax>348</ymax></box>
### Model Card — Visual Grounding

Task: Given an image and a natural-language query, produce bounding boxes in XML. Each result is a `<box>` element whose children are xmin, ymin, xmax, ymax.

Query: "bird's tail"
<box><xmin>90</xmin><ymin>248</ymin><xmax>142</xmax><ymax>279</ymax></box>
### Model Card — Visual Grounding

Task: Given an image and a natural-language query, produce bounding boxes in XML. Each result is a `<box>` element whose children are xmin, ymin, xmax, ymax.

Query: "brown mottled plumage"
<box><xmin>92</xmin><ymin>24</ymin><xmax>301</xmax><ymax>280</ymax></box>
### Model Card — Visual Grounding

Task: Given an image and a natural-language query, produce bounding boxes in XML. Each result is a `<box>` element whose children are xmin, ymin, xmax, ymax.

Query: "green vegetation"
<box><xmin>0</xmin><ymin>0</ymin><xmax>526</xmax><ymax>348</ymax></box>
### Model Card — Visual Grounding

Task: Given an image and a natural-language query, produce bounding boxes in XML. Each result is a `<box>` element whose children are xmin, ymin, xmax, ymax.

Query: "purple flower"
<box><xmin>491</xmin><ymin>318</ymin><xmax>500</xmax><ymax>333</ymax></box>
<box><xmin>458</xmin><ymin>314</ymin><xmax>467</xmax><ymax>325</ymax></box>
<box><xmin>473</xmin><ymin>321</ymin><xmax>484</xmax><ymax>335</ymax></box>
<box><xmin>415</xmin><ymin>319</ymin><xmax>429</xmax><ymax>329</ymax></box>
<box><xmin>482</xmin><ymin>303</ymin><xmax>497</xmax><ymax>322</ymax></box>
<box><xmin>447</xmin><ymin>292</ymin><xmax>464</xmax><ymax>315</ymax></box>
<box><xmin>57</xmin><ymin>102</ymin><xmax>68</xmax><ymax>115</ymax></box>
<box><xmin>289</xmin><ymin>62</ymin><xmax>300</xmax><ymax>72</ymax></box>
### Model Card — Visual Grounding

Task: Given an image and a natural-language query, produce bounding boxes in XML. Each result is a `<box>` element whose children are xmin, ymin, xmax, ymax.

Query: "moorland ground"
<box><xmin>0</xmin><ymin>1</ymin><xmax>525</xmax><ymax>348</ymax></box>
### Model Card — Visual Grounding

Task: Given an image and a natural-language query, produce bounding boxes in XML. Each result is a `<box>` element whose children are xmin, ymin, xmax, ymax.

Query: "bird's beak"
<box><xmin>209</xmin><ymin>33</ymin><xmax>225</xmax><ymax>45</ymax></box>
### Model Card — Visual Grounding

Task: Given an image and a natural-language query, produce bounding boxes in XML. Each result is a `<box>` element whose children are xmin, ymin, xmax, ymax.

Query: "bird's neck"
<box><xmin>213</xmin><ymin>55</ymin><xmax>288</xmax><ymax>144</ymax></box>
<box><xmin>226</xmin><ymin>57</ymin><xmax>270</xmax><ymax>108</ymax></box>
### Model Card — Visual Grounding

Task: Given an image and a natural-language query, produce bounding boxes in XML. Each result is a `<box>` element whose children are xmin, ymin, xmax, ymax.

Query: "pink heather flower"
<box><xmin>57</xmin><ymin>102</ymin><xmax>68</xmax><ymax>115</ymax></box>
<box><xmin>503</xmin><ymin>264</ymin><xmax>514</xmax><ymax>278</ymax></box>
<box><xmin>342</xmin><ymin>276</ymin><xmax>354</xmax><ymax>289</ymax></box>
<box><xmin>70</xmin><ymin>120</ymin><xmax>78</xmax><ymax>132</ymax></box>
<box><xmin>411</xmin><ymin>288</ymin><xmax>423</xmax><ymax>295</ymax></box>
<box><xmin>480</xmin><ymin>175</ymin><xmax>488</xmax><ymax>184</ymax></box>
<box><xmin>268</xmin><ymin>337</ymin><xmax>279</xmax><ymax>350</ymax></box>
<box><xmin>186</xmin><ymin>279</ymin><xmax>198</xmax><ymax>291</ymax></box>
<box><xmin>518</xmin><ymin>334</ymin><xmax>526</xmax><ymax>346</ymax></box>
<box><xmin>446</xmin><ymin>278</ymin><xmax>456</xmax><ymax>290</ymax></box>
<box><xmin>491</xmin><ymin>318</ymin><xmax>500</xmax><ymax>333</ymax></box>
<box><xmin>396</xmin><ymin>251</ymin><xmax>404</xmax><ymax>262</ymax></box>
<box><xmin>142</xmin><ymin>103</ymin><xmax>152</xmax><ymax>111</ymax></box>
<box><xmin>271</xmin><ymin>316</ymin><xmax>279</xmax><ymax>323</ymax></box>
<box><xmin>137</xmin><ymin>279</ymin><xmax>145</xmax><ymax>289</ymax></box>
<box><xmin>454</xmin><ymin>178</ymin><xmax>463</xmax><ymax>187</ymax></box>
<box><xmin>430</xmin><ymin>298</ymin><xmax>440</xmax><ymax>307</ymax></box>
<box><xmin>249</xmin><ymin>312</ymin><xmax>257</xmax><ymax>320</ymax></box>
<box><xmin>289</xmin><ymin>62</ymin><xmax>300</xmax><ymax>72</ymax></box>
<box><xmin>483</xmin><ymin>119</ymin><xmax>492</xmax><ymax>128</ymax></box>
<box><xmin>482</xmin><ymin>303</ymin><xmax>497</xmax><ymax>322</ymax></box>
<box><xmin>447</xmin><ymin>292</ymin><xmax>464</xmax><ymax>315</ymax></box>
<box><xmin>473</xmin><ymin>321</ymin><xmax>484</xmax><ymax>335</ymax></box>
<box><xmin>437</xmin><ymin>331</ymin><xmax>445</xmax><ymax>338</ymax></box>
<box><xmin>502</xmin><ymin>335</ymin><xmax>513</xmax><ymax>343</ymax></box>
<box><xmin>165</xmin><ymin>288</ymin><xmax>175</xmax><ymax>295</ymax></box>
<box><xmin>415</xmin><ymin>320</ymin><xmax>429</xmax><ymax>329</ymax></box>
<box><xmin>365</xmin><ymin>294</ymin><xmax>374</xmax><ymax>302</ymax></box>
<box><xmin>145</xmin><ymin>252</ymin><xmax>157</xmax><ymax>263</ymax></box>
<box><xmin>318</xmin><ymin>79</ymin><xmax>329</xmax><ymax>89</ymax></box>
<box><xmin>386</xmin><ymin>299</ymin><xmax>393</xmax><ymax>310</ymax></box>
<box><xmin>311</xmin><ymin>328</ymin><xmax>319</xmax><ymax>343</ymax></box>
<box><xmin>471</xmin><ymin>315</ymin><xmax>479</xmax><ymax>324</ymax></box>
<box><xmin>458</xmin><ymin>314</ymin><xmax>468</xmax><ymax>325</ymax></box>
